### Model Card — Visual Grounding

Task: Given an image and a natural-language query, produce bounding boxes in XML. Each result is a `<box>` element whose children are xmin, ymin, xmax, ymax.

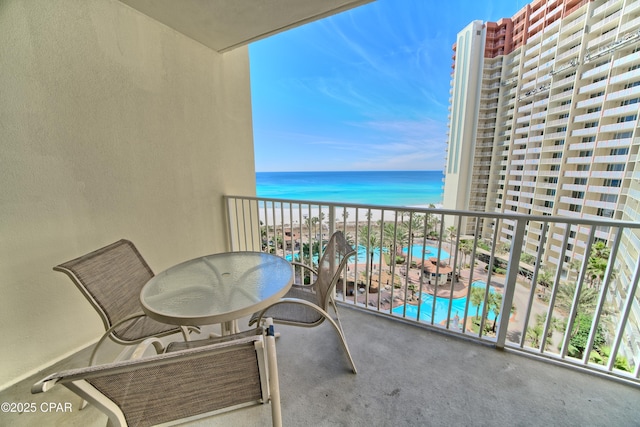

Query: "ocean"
<box><xmin>256</xmin><ymin>170</ymin><xmax>444</xmax><ymax>207</ymax></box>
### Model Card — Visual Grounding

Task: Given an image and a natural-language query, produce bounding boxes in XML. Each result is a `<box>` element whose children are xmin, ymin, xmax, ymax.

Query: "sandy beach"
<box><xmin>257</xmin><ymin>204</ymin><xmax>443</xmax><ymax>228</ymax></box>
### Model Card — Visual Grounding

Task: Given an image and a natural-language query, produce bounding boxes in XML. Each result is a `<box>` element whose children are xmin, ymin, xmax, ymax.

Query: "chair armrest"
<box><xmin>31</xmin><ymin>377</ymin><xmax>59</xmax><ymax>394</ymax></box>
<box><xmin>130</xmin><ymin>338</ymin><xmax>165</xmax><ymax>359</ymax></box>
<box><xmin>290</xmin><ymin>262</ymin><xmax>317</xmax><ymax>288</ymax></box>
<box><xmin>290</xmin><ymin>261</ymin><xmax>317</xmax><ymax>275</ymax></box>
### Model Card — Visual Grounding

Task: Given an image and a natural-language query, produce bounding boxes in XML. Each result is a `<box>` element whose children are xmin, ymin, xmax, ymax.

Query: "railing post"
<box><xmin>329</xmin><ymin>205</ymin><xmax>336</xmax><ymax>239</ymax></box>
<box><xmin>496</xmin><ymin>217</ymin><xmax>526</xmax><ymax>349</ymax></box>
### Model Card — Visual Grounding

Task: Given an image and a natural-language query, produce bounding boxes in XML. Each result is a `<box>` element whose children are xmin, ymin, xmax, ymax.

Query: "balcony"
<box><xmin>4</xmin><ymin>304</ymin><xmax>640</xmax><ymax>426</ymax></box>
<box><xmin>224</xmin><ymin>196</ymin><xmax>640</xmax><ymax>385</ymax></box>
<box><xmin>4</xmin><ymin>2</ymin><xmax>640</xmax><ymax>425</ymax></box>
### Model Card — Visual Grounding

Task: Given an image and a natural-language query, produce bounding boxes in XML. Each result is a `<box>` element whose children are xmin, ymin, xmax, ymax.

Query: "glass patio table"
<box><xmin>140</xmin><ymin>252</ymin><xmax>293</xmax><ymax>334</ymax></box>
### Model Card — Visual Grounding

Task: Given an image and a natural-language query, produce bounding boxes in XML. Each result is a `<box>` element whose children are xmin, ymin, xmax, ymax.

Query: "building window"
<box><xmin>603</xmin><ymin>179</ymin><xmax>621</xmax><ymax>187</ymax></box>
<box><xmin>574</xmin><ymin>178</ymin><xmax>587</xmax><ymax>185</ymax></box>
<box><xmin>569</xmin><ymin>204</ymin><xmax>582</xmax><ymax>212</ymax></box>
<box><xmin>597</xmin><ymin>208</ymin><xmax>614</xmax><ymax>218</ymax></box>
<box><xmin>613</xmin><ymin>131</ymin><xmax>633</xmax><ymax>139</ymax></box>
<box><xmin>621</xmin><ymin>98</ymin><xmax>639</xmax><ymax>106</ymax></box>
<box><xmin>572</xmin><ymin>191</ymin><xmax>585</xmax><ymax>199</ymax></box>
<box><xmin>617</xmin><ymin>114</ymin><xmax>637</xmax><ymax>123</ymax></box>
<box><xmin>600</xmin><ymin>194</ymin><xmax>618</xmax><ymax>203</ymax></box>
<box><xmin>606</xmin><ymin>164</ymin><xmax>625</xmax><ymax>171</ymax></box>
<box><xmin>610</xmin><ymin>148</ymin><xmax>629</xmax><ymax>155</ymax></box>
<box><xmin>579</xmin><ymin>150</ymin><xmax>593</xmax><ymax>157</ymax></box>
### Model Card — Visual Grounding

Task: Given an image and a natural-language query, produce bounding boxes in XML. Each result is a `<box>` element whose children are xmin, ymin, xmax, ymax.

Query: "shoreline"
<box><xmin>258</xmin><ymin>204</ymin><xmax>444</xmax><ymax>227</ymax></box>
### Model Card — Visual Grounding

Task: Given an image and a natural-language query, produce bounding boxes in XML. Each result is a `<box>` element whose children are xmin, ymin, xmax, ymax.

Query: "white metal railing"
<box><xmin>225</xmin><ymin>195</ymin><xmax>640</xmax><ymax>386</ymax></box>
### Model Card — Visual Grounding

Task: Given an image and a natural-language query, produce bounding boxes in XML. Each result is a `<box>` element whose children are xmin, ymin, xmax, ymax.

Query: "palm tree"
<box><xmin>555</xmin><ymin>282</ymin><xmax>600</xmax><ymax>316</ymax></box>
<box><xmin>587</xmin><ymin>241</ymin><xmax>610</xmax><ymax>289</ymax></box>
<box><xmin>395</xmin><ymin>225</ymin><xmax>409</xmax><ymax>260</ymax></box>
<box><xmin>526</xmin><ymin>312</ymin><xmax>558</xmax><ymax>348</ymax></box>
<box><xmin>341</xmin><ymin>208</ymin><xmax>349</xmax><ymax>222</ymax></box>
<box><xmin>459</xmin><ymin>240</ymin><xmax>473</xmax><ymax>270</ymax></box>
<box><xmin>567</xmin><ymin>259</ymin><xmax>581</xmax><ymax>281</ymax></box>
<box><xmin>409</xmin><ymin>214</ymin><xmax>425</xmax><ymax>238</ymax></box>
<box><xmin>487</xmin><ymin>292</ymin><xmax>503</xmax><ymax>333</ymax></box>
<box><xmin>446</xmin><ymin>226</ymin><xmax>457</xmax><ymax>265</ymax></box>
<box><xmin>536</xmin><ymin>268</ymin><xmax>554</xmax><ymax>295</ymax></box>
<box><xmin>555</xmin><ymin>282</ymin><xmax>616</xmax><ymax>344</ymax></box>
<box><xmin>358</xmin><ymin>225</ymin><xmax>380</xmax><ymax>285</ymax></box>
<box><xmin>470</xmin><ymin>286</ymin><xmax>485</xmax><ymax>319</ymax></box>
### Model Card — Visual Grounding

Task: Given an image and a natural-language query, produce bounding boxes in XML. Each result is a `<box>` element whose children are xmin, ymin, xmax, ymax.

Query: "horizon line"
<box><xmin>256</xmin><ymin>169</ymin><xmax>445</xmax><ymax>173</ymax></box>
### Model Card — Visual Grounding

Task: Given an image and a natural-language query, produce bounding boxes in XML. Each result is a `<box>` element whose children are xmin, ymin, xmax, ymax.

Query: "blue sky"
<box><xmin>250</xmin><ymin>0</ymin><xmax>526</xmax><ymax>172</ymax></box>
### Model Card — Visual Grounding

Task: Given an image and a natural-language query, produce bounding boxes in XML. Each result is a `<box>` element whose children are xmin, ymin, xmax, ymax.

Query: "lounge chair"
<box><xmin>53</xmin><ymin>239</ymin><xmax>194</xmax><ymax>365</ymax></box>
<box><xmin>32</xmin><ymin>320</ymin><xmax>282</xmax><ymax>427</ymax></box>
<box><xmin>250</xmin><ymin>231</ymin><xmax>358</xmax><ymax>373</ymax></box>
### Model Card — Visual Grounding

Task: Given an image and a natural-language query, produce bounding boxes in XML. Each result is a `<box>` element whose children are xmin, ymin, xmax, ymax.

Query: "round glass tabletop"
<box><xmin>140</xmin><ymin>252</ymin><xmax>293</xmax><ymax>325</ymax></box>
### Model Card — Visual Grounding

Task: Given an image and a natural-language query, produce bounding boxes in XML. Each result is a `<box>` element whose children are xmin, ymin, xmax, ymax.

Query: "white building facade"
<box><xmin>444</xmin><ymin>0</ymin><xmax>640</xmax><ymax>364</ymax></box>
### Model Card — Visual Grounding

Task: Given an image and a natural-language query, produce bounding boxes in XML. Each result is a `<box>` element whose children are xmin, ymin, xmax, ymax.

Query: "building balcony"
<box><xmin>223</xmin><ymin>196</ymin><xmax>640</xmax><ymax>387</ymax></box>
<box><xmin>603</xmin><ymin>103</ymin><xmax>640</xmax><ymax>118</ymax></box>
<box><xmin>569</xmin><ymin>141</ymin><xmax>596</xmax><ymax>151</ymax></box>
<box><xmin>4</xmin><ymin>2</ymin><xmax>640</xmax><ymax>425</ymax></box>
<box><xmin>578</xmin><ymin>79</ymin><xmax>608</xmax><ymax>95</ymax></box>
<box><xmin>4</xmin><ymin>302</ymin><xmax>640</xmax><ymax>427</ymax></box>
<box><xmin>594</xmin><ymin>154</ymin><xmax>630</xmax><ymax>164</ymax></box>
<box><xmin>558</xmin><ymin>28</ymin><xmax>584</xmax><ymax>48</ymax></box>
<box><xmin>5</xmin><ymin>196</ymin><xmax>640</xmax><ymax>426</ymax></box>
<box><xmin>582</xmin><ymin>61</ymin><xmax>611</xmax><ymax>79</ymax></box>
<box><xmin>576</xmin><ymin>95</ymin><xmax>605</xmax><ymax>108</ymax></box>
<box><xmin>610</xmin><ymin>67</ymin><xmax>640</xmax><ymax>85</ymax></box>
<box><xmin>590</xmin><ymin>9</ymin><xmax>622</xmax><ymax>32</ymax></box>
<box><xmin>592</xmin><ymin>0</ymin><xmax>623</xmax><ymax>18</ymax></box>
<box><xmin>600</xmin><ymin>121</ymin><xmax>638</xmax><ymax>134</ymax></box>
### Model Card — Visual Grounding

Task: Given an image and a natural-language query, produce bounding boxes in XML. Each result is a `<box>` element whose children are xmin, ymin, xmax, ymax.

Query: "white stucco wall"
<box><xmin>0</xmin><ymin>0</ymin><xmax>256</xmax><ymax>388</ymax></box>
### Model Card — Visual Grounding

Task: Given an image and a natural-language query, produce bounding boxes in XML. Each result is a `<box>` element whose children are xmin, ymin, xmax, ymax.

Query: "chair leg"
<box><xmin>321</xmin><ymin>309</ymin><xmax>357</xmax><ymax>374</ymax></box>
<box><xmin>328</xmin><ymin>299</ymin><xmax>357</xmax><ymax>374</ymax></box>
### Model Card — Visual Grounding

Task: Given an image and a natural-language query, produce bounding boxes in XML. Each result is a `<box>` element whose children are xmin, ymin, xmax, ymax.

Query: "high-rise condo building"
<box><xmin>444</xmin><ymin>0</ymin><xmax>639</xmax><ymax>361</ymax></box>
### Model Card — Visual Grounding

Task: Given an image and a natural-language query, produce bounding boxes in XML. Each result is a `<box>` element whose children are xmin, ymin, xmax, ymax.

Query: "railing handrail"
<box><xmin>226</xmin><ymin>194</ymin><xmax>640</xmax><ymax>230</ymax></box>
<box><xmin>225</xmin><ymin>194</ymin><xmax>640</xmax><ymax>385</ymax></box>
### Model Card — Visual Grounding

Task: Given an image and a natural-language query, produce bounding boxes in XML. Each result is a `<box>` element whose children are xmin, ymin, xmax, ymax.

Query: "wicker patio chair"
<box><xmin>54</xmin><ymin>239</ymin><xmax>194</xmax><ymax>366</ymax></box>
<box><xmin>249</xmin><ymin>231</ymin><xmax>358</xmax><ymax>373</ymax></box>
<box><xmin>32</xmin><ymin>320</ymin><xmax>282</xmax><ymax>427</ymax></box>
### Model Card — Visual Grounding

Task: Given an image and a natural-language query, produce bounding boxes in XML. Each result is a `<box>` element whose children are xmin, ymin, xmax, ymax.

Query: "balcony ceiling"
<box><xmin>118</xmin><ymin>0</ymin><xmax>374</xmax><ymax>52</ymax></box>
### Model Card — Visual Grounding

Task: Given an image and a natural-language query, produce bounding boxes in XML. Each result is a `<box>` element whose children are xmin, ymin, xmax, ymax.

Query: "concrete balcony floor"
<box><xmin>3</xmin><ymin>306</ymin><xmax>639</xmax><ymax>426</ymax></box>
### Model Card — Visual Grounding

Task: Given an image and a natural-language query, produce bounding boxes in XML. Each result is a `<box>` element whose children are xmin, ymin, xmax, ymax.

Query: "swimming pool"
<box><xmin>286</xmin><ymin>244</ymin><xmax>449</xmax><ymax>266</ymax></box>
<box><xmin>402</xmin><ymin>244</ymin><xmax>450</xmax><ymax>260</ymax></box>
<box><xmin>392</xmin><ymin>281</ymin><xmax>495</xmax><ymax>324</ymax></box>
<box><xmin>287</xmin><ymin>246</ymin><xmax>382</xmax><ymax>265</ymax></box>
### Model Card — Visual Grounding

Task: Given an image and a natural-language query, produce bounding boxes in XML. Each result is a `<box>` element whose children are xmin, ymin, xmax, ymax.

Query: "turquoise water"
<box><xmin>287</xmin><ymin>245</ymin><xmax>383</xmax><ymax>264</ymax></box>
<box><xmin>402</xmin><ymin>244</ymin><xmax>449</xmax><ymax>260</ymax></box>
<box><xmin>256</xmin><ymin>170</ymin><xmax>444</xmax><ymax>206</ymax></box>
<box><xmin>287</xmin><ymin>244</ymin><xmax>448</xmax><ymax>266</ymax></box>
<box><xmin>392</xmin><ymin>281</ymin><xmax>496</xmax><ymax>324</ymax></box>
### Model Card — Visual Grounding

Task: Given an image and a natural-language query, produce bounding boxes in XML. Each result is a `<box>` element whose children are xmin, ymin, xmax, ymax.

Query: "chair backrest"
<box><xmin>314</xmin><ymin>231</ymin><xmax>356</xmax><ymax>309</ymax></box>
<box><xmin>32</xmin><ymin>332</ymin><xmax>281</xmax><ymax>427</ymax></box>
<box><xmin>53</xmin><ymin>240</ymin><xmax>154</xmax><ymax>336</ymax></box>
